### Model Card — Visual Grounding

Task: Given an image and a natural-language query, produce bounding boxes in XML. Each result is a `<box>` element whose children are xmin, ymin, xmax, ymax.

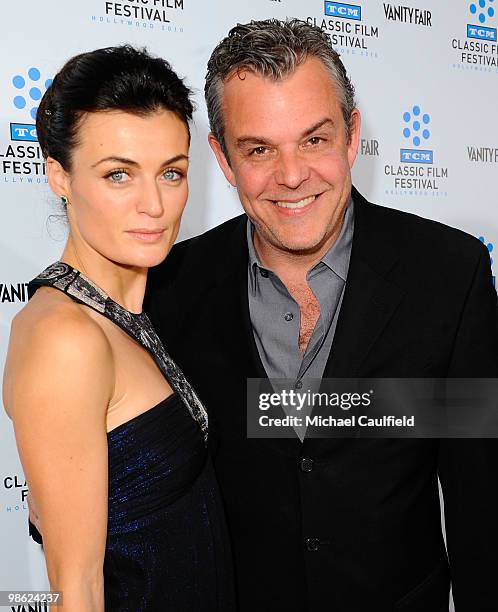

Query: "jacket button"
<box><xmin>300</xmin><ymin>457</ymin><xmax>314</xmax><ymax>472</ymax></box>
<box><xmin>305</xmin><ymin>537</ymin><xmax>321</xmax><ymax>552</ymax></box>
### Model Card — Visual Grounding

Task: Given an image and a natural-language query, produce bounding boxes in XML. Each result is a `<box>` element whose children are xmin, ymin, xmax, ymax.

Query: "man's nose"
<box><xmin>137</xmin><ymin>181</ymin><xmax>164</xmax><ymax>217</ymax></box>
<box><xmin>274</xmin><ymin>150</ymin><xmax>311</xmax><ymax>189</ymax></box>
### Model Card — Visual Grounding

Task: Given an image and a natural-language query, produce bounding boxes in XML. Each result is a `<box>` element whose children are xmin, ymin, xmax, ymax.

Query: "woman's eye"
<box><xmin>107</xmin><ymin>170</ymin><xmax>129</xmax><ymax>183</ymax></box>
<box><xmin>164</xmin><ymin>169</ymin><xmax>182</xmax><ymax>181</ymax></box>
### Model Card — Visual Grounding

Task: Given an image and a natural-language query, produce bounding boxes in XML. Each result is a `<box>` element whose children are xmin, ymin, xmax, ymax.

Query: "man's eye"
<box><xmin>163</xmin><ymin>169</ymin><xmax>183</xmax><ymax>181</ymax></box>
<box><xmin>308</xmin><ymin>136</ymin><xmax>323</xmax><ymax>146</ymax></box>
<box><xmin>252</xmin><ymin>146</ymin><xmax>269</xmax><ymax>156</ymax></box>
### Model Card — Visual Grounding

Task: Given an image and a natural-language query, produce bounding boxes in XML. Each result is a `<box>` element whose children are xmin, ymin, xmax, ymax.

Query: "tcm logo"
<box><xmin>10</xmin><ymin>66</ymin><xmax>52</xmax><ymax>142</ymax></box>
<box><xmin>401</xmin><ymin>150</ymin><xmax>433</xmax><ymax>163</ymax></box>
<box><xmin>479</xmin><ymin>235</ymin><xmax>495</xmax><ymax>287</ymax></box>
<box><xmin>467</xmin><ymin>0</ymin><xmax>497</xmax><ymax>41</ymax></box>
<box><xmin>467</xmin><ymin>24</ymin><xmax>497</xmax><ymax>39</ymax></box>
<box><xmin>400</xmin><ymin>105</ymin><xmax>433</xmax><ymax>164</ymax></box>
<box><xmin>324</xmin><ymin>1</ymin><xmax>362</xmax><ymax>20</ymax></box>
<box><xmin>10</xmin><ymin>123</ymin><xmax>37</xmax><ymax>142</ymax></box>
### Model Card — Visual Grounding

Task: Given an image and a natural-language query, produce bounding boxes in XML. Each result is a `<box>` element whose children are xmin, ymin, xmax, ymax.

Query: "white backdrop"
<box><xmin>1</xmin><ymin>0</ymin><xmax>496</xmax><ymax>602</ymax></box>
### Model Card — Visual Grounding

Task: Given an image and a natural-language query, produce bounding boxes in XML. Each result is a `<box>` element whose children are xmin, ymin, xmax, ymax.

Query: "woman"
<box><xmin>2</xmin><ymin>45</ymin><xmax>235</xmax><ymax>611</ymax></box>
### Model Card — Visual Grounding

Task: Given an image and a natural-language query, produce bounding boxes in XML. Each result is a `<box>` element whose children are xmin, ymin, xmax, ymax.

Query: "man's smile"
<box><xmin>272</xmin><ymin>194</ymin><xmax>317</xmax><ymax>209</ymax></box>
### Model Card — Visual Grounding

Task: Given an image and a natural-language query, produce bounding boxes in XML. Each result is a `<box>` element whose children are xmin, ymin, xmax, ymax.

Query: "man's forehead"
<box><xmin>222</xmin><ymin>56</ymin><xmax>334</xmax><ymax>91</ymax></box>
<box><xmin>222</xmin><ymin>67</ymin><xmax>281</xmax><ymax>96</ymax></box>
<box><xmin>221</xmin><ymin>60</ymin><xmax>342</xmax><ymax>136</ymax></box>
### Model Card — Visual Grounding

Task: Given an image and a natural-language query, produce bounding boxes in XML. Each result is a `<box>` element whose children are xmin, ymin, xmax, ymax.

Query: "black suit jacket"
<box><xmin>145</xmin><ymin>188</ymin><xmax>498</xmax><ymax>611</ymax></box>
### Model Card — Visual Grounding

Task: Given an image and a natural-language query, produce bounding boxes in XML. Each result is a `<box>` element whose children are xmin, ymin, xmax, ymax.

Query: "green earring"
<box><xmin>61</xmin><ymin>195</ymin><xmax>69</xmax><ymax>205</ymax></box>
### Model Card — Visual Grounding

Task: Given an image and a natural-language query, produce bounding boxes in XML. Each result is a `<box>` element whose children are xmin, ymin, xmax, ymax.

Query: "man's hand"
<box><xmin>27</xmin><ymin>491</ymin><xmax>42</xmax><ymax>535</ymax></box>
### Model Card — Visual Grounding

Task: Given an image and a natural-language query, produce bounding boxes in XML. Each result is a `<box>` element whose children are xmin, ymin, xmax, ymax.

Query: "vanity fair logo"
<box><xmin>360</xmin><ymin>139</ymin><xmax>380</xmax><ymax>157</ymax></box>
<box><xmin>0</xmin><ymin>283</ymin><xmax>29</xmax><ymax>303</ymax></box>
<box><xmin>7</xmin><ymin>604</ymin><xmax>49</xmax><ymax>612</ymax></box>
<box><xmin>383</xmin><ymin>3</ymin><xmax>432</xmax><ymax>26</ymax></box>
<box><xmin>467</xmin><ymin>146</ymin><xmax>498</xmax><ymax>162</ymax></box>
<box><xmin>93</xmin><ymin>0</ymin><xmax>185</xmax><ymax>32</ymax></box>
<box><xmin>305</xmin><ymin>1</ymin><xmax>380</xmax><ymax>58</ymax></box>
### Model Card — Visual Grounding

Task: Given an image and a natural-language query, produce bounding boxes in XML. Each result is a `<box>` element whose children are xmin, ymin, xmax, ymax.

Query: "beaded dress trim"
<box><xmin>30</xmin><ymin>262</ymin><xmax>208</xmax><ymax>444</ymax></box>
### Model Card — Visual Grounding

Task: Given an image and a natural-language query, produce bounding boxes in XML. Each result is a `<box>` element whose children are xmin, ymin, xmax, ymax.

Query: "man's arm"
<box><xmin>438</xmin><ymin>244</ymin><xmax>498</xmax><ymax>611</ymax></box>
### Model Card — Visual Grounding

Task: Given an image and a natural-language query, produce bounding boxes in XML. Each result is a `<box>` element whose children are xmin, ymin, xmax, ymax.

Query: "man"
<box><xmin>31</xmin><ymin>19</ymin><xmax>498</xmax><ymax>611</ymax></box>
<box><xmin>147</xmin><ymin>19</ymin><xmax>498</xmax><ymax>611</ymax></box>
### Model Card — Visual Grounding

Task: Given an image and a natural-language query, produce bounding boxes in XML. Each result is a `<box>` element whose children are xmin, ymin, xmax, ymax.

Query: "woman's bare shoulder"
<box><xmin>4</xmin><ymin>287</ymin><xmax>114</xmax><ymax>417</ymax></box>
<box><xmin>11</xmin><ymin>287</ymin><xmax>109</xmax><ymax>347</ymax></box>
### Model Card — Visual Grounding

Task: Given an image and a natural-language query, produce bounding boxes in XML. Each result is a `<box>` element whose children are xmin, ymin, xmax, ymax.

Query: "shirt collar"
<box><xmin>246</xmin><ymin>195</ymin><xmax>354</xmax><ymax>283</ymax></box>
<box><xmin>320</xmin><ymin>196</ymin><xmax>354</xmax><ymax>282</ymax></box>
<box><xmin>246</xmin><ymin>219</ymin><xmax>265</xmax><ymax>274</ymax></box>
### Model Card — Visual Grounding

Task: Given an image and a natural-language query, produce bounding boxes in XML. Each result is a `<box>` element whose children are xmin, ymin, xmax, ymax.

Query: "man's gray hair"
<box><xmin>205</xmin><ymin>18</ymin><xmax>356</xmax><ymax>158</ymax></box>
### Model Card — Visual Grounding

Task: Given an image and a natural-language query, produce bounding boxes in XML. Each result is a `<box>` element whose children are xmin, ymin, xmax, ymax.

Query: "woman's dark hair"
<box><xmin>37</xmin><ymin>45</ymin><xmax>194</xmax><ymax>171</ymax></box>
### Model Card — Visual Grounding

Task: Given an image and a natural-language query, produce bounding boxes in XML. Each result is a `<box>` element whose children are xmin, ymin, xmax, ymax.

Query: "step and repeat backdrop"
<box><xmin>1</xmin><ymin>0</ymin><xmax>497</xmax><ymax>600</ymax></box>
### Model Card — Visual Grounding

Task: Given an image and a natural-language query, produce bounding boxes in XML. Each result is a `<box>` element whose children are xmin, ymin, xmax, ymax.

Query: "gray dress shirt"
<box><xmin>247</xmin><ymin>200</ymin><xmax>354</xmax><ymax>437</ymax></box>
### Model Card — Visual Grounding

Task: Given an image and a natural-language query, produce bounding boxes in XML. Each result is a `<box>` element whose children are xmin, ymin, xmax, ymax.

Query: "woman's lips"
<box><xmin>126</xmin><ymin>229</ymin><xmax>165</xmax><ymax>242</ymax></box>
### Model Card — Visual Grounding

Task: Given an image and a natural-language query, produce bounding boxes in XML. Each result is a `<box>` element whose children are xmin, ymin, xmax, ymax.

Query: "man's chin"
<box><xmin>270</xmin><ymin>235</ymin><xmax>330</xmax><ymax>256</ymax></box>
<box><xmin>281</xmin><ymin>243</ymin><xmax>326</xmax><ymax>256</ymax></box>
<box><xmin>253</xmin><ymin>221</ymin><xmax>334</xmax><ymax>258</ymax></box>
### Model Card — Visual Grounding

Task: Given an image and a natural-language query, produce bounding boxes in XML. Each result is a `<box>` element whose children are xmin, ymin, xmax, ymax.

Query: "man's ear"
<box><xmin>347</xmin><ymin>108</ymin><xmax>361</xmax><ymax>169</ymax></box>
<box><xmin>208</xmin><ymin>134</ymin><xmax>237</xmax><ymax>187</ymax></box>
<box><xmin>47</xmin><ymin>157</ymin><xmax>71</xmax><ymax>199</ymax></box>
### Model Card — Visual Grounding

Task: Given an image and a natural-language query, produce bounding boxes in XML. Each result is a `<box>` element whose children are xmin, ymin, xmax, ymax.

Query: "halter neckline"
<box><xmin>30</xmin><ymin>261</ymin><xmax>209</xmax><ymax>444</ymax></box>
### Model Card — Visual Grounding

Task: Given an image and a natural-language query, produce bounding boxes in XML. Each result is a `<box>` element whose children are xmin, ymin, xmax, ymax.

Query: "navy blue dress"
<box><xmin>29</xmin><ymin>262</ymin><xmax>236</xmax><ymax>612</ymax></box>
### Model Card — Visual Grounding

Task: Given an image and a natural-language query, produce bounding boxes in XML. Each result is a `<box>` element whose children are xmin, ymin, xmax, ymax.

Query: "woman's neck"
<box><xmin>61</xmin><ymin>239</ymin><xmax>147</xmax><ymax>314</ymax></box>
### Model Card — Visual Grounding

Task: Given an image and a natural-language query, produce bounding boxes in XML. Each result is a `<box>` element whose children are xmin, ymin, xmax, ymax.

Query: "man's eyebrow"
<box><xmin>235</xmin><ymin>137</ymin><xmax>274</xmax><ymax>150</ymax></box>
<box><xmin>301</xmin><ymin>118</ymin><xmax>335</xmax><ymax>138</ymax></box>
<box><xmin>235</xmin><ymin>118</ymin><xmax>335</xmax><ymax>150</ymax></box>
<box><xmin>91</xmin><ymin>154</ymin><xmax>189</xmax><ymax>168</ymax></box>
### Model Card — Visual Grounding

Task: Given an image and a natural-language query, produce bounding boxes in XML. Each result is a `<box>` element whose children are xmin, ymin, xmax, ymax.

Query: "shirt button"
<box><xmin>260</xmin><ymin>269</ymin><xmax>269</xmax><ymax>278</ymax></box>
<box><xmin>300</xmin><ymin>457</ymin><xmax>314</xmax><ymax>472</ymax></box>
<box><xmin>295</xmin><ymin>380</ymin><xmax>303</xmax><ymax>389</ymax></box>
<box><xmin>305</xmin><ymin>537</ymin><xmax>321</xmax><ymax>552</ymax></box>
<box><xmin>284</xmin><ymin>312</ymin><xmax>294</xmax><ymax>322</ymax></box>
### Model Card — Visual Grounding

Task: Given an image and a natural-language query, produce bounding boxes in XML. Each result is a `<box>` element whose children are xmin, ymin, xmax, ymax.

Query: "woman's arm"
<box><xmin>3</xmin><ymin>304</ymin><xmax>114</xmax><ymax>611</ymax></box>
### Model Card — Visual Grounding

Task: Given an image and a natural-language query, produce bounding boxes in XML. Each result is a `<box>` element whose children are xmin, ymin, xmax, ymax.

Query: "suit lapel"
<box><xmin>324</xmin><ymin>188</ymin><xmax>405</xmax><ymax>378</ymax></box>
<box><xmin>214</xmin><ymin>218</ymin><xmax>302</xmax><ymax>454</ymax></box>
<box><xmin>304</xmin><ymin>190</ymin><xmax>405</xmax><ymax>455</ymax></box>
<box><xmin>213</xmin><ymin>218</ymin><xmax>266</xmax><ymax>379</ymax></box>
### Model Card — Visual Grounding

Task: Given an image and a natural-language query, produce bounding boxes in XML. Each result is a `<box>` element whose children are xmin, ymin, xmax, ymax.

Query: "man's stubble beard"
<box><xmin>252</xmin><ymin>216</ymin><xmax>339</xmax><ymax>259</ymax></box>
<box><xmin>251</xmin><ymin>195</ymin><xmax>349</xmax><ymax>259</ymax></box>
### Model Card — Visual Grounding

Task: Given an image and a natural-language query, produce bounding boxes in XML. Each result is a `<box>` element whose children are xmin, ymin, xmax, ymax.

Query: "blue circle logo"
<box><xmin>479</xmin><ymin>236</ymin><xmax>494</xmax><ymax>266</ymax></box>
<box><xmin>403</xmin><ymin>106</ymin><xmax>431</xmax><ymax>148</ymax></box>
<box><xmin>12</xmin><ymin>67</ymin><xmax>53</xmax><ymax>120</ymax></box>
<box><xmin>470</xmin><ymin>0</ymin><xmax>495</xmax><ymax>23</ymax></box>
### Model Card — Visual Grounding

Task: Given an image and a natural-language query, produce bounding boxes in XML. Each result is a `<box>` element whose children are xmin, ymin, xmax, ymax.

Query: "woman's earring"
<box><xmin>61</xmin><ymin>195</ymin><xmax>69</xmax><ymax>206</ymax></box>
